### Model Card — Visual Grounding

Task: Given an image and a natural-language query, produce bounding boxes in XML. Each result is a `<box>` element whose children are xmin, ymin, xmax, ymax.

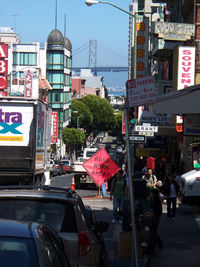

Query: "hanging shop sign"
<box><xmin>51</xmin><ymin>112</ymin><xmax>58</xmax><ymax>143</ymax></box>
<box><xmin>176</xmin><ymin>46</ymin><xmax>195</xmax><ymax>90</ymax></box>
<box><xmin>184</xmin><ymin>114</ymin><xmax>200</xmax><ymax>136</ymax></box>
<box><xmin>24</xmin><ymin>70</ymin><xmax>33</xmax><ymax>98</ymax></box>
<box><xmin>126</xmin><ymin>76</ymin><xmax>156</xmax><ymax>107</ymax></box>
<box><xmin>0</xmin><ymin>43</ymin><xmax>8</xmax><ymax>93</ymax></box>
<box><xmin>140</xmin><ymin>110</ymin><xmax>174</xmax><ymax>127</ymax></box>
<box><xmin>136</xmin><ymin>17</ymin><xmax>149</xmax><ymax>78</ymax></box>
<box><xmin>154</xmin><ymin>22</ymin><xmax>195</xmax><ymax>41</ymax></box>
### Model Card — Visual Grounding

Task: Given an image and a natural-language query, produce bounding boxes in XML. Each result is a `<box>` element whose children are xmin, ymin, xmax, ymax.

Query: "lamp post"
<box><xmin>85</xmin><ymin>1</ymin><xmax>138</xmax><ymax>267</ymax></box>
<box><xmin>77</xmin><ymin>115</ymin><xmax>83</xmax><ymax>129</ymax></box>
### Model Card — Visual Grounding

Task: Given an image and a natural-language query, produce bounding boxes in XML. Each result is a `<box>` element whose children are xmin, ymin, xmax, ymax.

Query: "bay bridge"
<box><xmin>72</xmin><ymin>40</ymin><xmax>128</xmax><ymax>75</ymax></box>
<box><xmin>72</xmin><ymin>66</ymin><xmax>128</xmax><ymax>73</ymax></box>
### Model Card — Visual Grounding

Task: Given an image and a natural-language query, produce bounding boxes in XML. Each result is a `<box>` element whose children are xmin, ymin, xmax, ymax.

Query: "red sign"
<box><xmin>122</xmin><ymin>112</ymin><xmax>125</xmax><ymax>134</ymax></box>
<box><xmin>24</xmin><ymin>70</ymin><xmax>33</xmax><ymax>97</ymax></box>
<box><xmin>0</xmin><ymin>75</ymin><xmax>7</xmax><ymax>89</ymax></box>
<box><xmin>0</xmin><ymin>43</ymin><xmax>8</xmax><ymax>58</ymax></box>
<box><xmin>51</xmin><ymin>112</ymin><xmax>58</xmax><ymax>143</ymax></box>
<box><xmin>83</xmin><ymin>148</ymin><xmax>120</xmax><ymax>187</ymax></box>
<box><xmin>0</xmin><ymin>60</ymin><xmax>8</xmax><ymax>74</ymax></box>
<box><xmin>0</xmin><ymin>43</ymin><xmax>8</xmax><ymax>92</ymax></box>
<box><xmin>0</xmin><ymin>91</ymin><xmax>7</xmax><ymax>97</ymax></box>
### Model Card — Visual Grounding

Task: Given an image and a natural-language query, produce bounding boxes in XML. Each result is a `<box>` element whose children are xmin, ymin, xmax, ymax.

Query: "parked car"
<box><xmin>0</xmin><ymin>219</ymin><xmax>70</xmax><ymax>267</ymax></box>
<box><xmin>84</xmin><ymin>206</ymin><xmax>108</xmax><ymax>265</ymax></box>
<box><xmin>0</xmin><ymin>186</ymin><xmax>109</xmax><ymax>267</ymax></box>
<box><xmin>50</xmin><ymin>160</ymin><xmax>58</xmax><ymax>177</ymax></box>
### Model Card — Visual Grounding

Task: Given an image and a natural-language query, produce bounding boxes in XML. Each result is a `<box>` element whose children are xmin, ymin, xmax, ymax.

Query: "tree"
<box><xmin>71</xmin><ymin>99</ymin><xmax>93</xmax><ymax>135</ymax></box>
<box><xmin>109</xmin><ymin>111</ymin><xmax>123</xmax><ymax>138</ymax></box>
<box><xmin>62</xmin><ymin>127</ymin><xmax>86</xmax><ymax>159</ymax></box>
<box><xmin>81</xmin><ymin>95</ymin><xmax>116</xmax><ymax>134</ymax></box>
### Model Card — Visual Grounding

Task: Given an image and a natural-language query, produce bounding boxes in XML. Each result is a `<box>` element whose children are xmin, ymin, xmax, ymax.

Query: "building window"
<box><xmin>47</xmin><ymin>73</ymin><xmax>64</xmax><ymax>84</ymax></box>
<box><xmin>47</xmin><ymin>53</ymin><xmax>64</xmax><ymax>70</ymax></box>
<box><xmin>64</xmin><ymin>74</ymin><xmax>70</xmax><ymax>86</ymax></box>
<box><xmin>13</xmin><ymin>52</ymin><xmax>37</xmax><ymax>65</ymax></box>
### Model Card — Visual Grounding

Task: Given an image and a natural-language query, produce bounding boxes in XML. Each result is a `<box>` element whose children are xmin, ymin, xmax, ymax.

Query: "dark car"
<box><xmin>0</xmin><ymin>219</ymin><xmax>70</xmax><ymax>267</ymax></box>
<box><xmin>0</xmin><ymin>186</ymin><xmax>108</xmax><ymax>267</ymax></box>
<box><xmin>84</xmin><ymin>205</ymin><xmax>109</xmax><ymax>265</ymax></box>
<box><xmin>54</xmin><ymin>160</ymin><xmax>65</xmax><ymax>175</ymax></box>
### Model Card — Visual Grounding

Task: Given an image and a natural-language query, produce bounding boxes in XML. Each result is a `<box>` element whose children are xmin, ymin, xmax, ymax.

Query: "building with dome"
<box><xmin>0</xmin><ymin>26</ymin><xmax>72</xmax><ymax>158</ymax></box>
<box><xmin>47</xmin><ymin>29</ymin><xmax>72</xmax><ymax>131</ymax></box>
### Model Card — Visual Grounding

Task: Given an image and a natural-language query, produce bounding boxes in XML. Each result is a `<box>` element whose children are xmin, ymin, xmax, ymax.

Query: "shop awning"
<box><xmin>154</xmin><ymin>85</ymin><xmax>200</xmax><ymax>114</ymax></box>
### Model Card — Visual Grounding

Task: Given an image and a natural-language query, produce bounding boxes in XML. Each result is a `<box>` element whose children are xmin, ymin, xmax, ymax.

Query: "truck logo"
<box><xmin>0</xmin><ymin>109</ymin><xmax>22</xmax><ymax>134</ymax></box>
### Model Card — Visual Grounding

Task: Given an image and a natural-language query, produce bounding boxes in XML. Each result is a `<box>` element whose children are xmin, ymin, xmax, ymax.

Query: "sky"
<box><xmin>1</xmin><ymin>0</ymin><xmax>132</xmax><ymax>67</ymax></box>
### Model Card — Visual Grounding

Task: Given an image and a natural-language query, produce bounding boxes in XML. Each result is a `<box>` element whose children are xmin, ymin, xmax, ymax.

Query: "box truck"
<box><xmin>0</xmin><ymin>97</ymin><xmax>52</xmax><ymax>185</ymax></box>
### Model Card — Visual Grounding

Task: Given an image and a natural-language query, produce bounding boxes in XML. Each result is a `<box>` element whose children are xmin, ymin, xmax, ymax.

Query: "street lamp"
<box><xmin>85</xmin><ymin>0</ymin><xmax>137</xmax><ymax>79</ymax></box>
<box><xmin>85</xmin><ymin>0</ymin><xmax>134</xmax><ymax>16</ymax></box>
<box><xmin>77</xmin><ymin>115</ymin><xmax>83</xmax><ymax>129</ymax></box>
<box><xmin>85</xmin><ymin>2</ymin><xmax>138</xmax><ymax>267</ymax></box>
<box><xmin>73</xmin><ymin>111</ymin><xmax>83</xmax><ymax>129</ymax></box>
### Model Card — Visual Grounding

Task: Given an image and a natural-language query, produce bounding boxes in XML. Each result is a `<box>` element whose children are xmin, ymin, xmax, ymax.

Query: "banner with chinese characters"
<box><xmin>136</xmin><ymin>17</ymin><xmax>149</xmax><ymax>78</ymax></box>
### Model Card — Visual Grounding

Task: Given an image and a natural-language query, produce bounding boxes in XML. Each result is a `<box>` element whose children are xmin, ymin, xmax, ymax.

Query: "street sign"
<box><xmin>129</xmin><ymin>135</ymin><xmax>146</xmax><ymax>143</ymax></box>
<box><xmin>138</xmin><ymin>131</ymin><xmax>154</xmax><ymax>137</ymax></box>
<box><xmin>82</xmin><ymin>148</ymin><xmax>120</xmax><ymax>187</ymax></box>
<box><xmin>135</xmin><ymin>124</ymin><xmax>158</xmax><ymax>133</ymax></box>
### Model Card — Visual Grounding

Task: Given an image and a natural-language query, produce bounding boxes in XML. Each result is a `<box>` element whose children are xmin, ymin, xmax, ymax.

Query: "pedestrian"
<box><xmin>110</xmin><ymin>169</ymin><xmax>127</xmax><ymax>224</ymax></box>
<box><xmin>174</xmin><ymin>170</ymin><xmax>182</xmax><ymax>189</ymax></box>
<box><xmin>101</xmin><ymin>181</ymin><xmax>108</xmax><ymax>197</ymax></box>
<box><xmin>142</xmin><ymin>168</ymin><xmax>157</xmax><ymax>196</ymax></box>
<box><xmin>163</xmin><ymin>173</ymin><xmax>180</xmax><ymax>220</ymax></box>
<box><xmin>148</xmin><ymin>188</ymin><xmax>163</xmax><ymax>253</ymax></box>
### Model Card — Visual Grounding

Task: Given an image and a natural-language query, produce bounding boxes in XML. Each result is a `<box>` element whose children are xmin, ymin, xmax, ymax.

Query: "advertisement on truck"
<box><xmin>0</xmin><ymin>105</ymin><xmax>33</xmax><ymax>146</ymax></box>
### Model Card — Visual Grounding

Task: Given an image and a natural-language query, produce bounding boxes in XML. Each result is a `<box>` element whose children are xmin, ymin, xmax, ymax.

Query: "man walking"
<box><xmin>110</xmin><ymin>169</ymin><xmax>127</xmax><ymax>224</ymax></box>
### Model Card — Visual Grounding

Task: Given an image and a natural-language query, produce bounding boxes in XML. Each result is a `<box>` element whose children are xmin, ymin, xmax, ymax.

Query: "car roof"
<box><xmin>0</xmin><ymin>186</ymin><xmax>79</xmax><ymax>202</ymax></box>
<box><xmin>0</xmin><ymin>219</ymin><xmax>35</xmax><ymax>238</ymax></box>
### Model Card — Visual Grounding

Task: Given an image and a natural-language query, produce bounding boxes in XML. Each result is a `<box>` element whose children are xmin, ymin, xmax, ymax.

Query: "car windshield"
<box><xmin>0</xmin><ymin>200</ymin><xmax>77</xmax><ymax>233</ymax></box>
<box><xmin>0</xmin><ymin>237</ymin><xmax>38</xmax><ymax>267</ymax></box>
<box><xmin>86</xmin><ymin>151</ymin><xmax>96</xmax><ymax>158</ymax></box>
<box><xmin>62</xmin><ymin>160</ymin><xmax>70</xmax><ymax>166</ymax></box>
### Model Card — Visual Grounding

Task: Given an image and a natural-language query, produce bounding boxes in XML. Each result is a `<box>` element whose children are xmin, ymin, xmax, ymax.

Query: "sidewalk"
<box><xmin>82</xmin><ymin>197</ymin><xmax>132</xmax><ymax>266</ymax></box>
<box><xmin>150</xmin><ymin>203</ymin><xmax>200</xmax><ymax>267</ymax></box>
<box><xmin>83</xmin><ymin>198</ymin><xmax>200</xmax><ymax>267</ymax></box>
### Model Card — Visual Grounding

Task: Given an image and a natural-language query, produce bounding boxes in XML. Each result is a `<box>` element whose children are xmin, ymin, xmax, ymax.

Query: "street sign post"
<box><xmin>130</xmin><ymin>135</ymin><xmax>146</xmax><ymax>143</ymax></box>
<box><xmin>135</xmin><ymin>124</ymin><xmax>158</xmax><ymax>133</ymax></box>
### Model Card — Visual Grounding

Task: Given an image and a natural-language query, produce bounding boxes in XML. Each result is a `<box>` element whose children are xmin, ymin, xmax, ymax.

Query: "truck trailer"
<box><xmin>0</xmin><ymin>97</ymin><xmax>52</xmax><ymax>185</ymax></box>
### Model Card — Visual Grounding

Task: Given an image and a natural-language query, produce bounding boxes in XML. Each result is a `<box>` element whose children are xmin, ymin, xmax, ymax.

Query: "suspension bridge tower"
<box><xmin>88</xmin><ymin>40</ymin><xmax>97</xmax><ymax>76</ymax></box>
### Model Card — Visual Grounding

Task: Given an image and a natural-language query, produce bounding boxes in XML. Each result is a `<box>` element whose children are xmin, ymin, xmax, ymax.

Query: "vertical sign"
<box><xmin>122</xmin><ymin>112</ymin><xmax>125</xmax><ymax>134</ymax></box>
<box><xmin>51</xmin><ymin>112</ymin><xmax>58</xmax><ymax>143</ymax></box>
<box><xmin>0</xmin><ymin>43</ymin><xmax>8</xmax><ymax>94</ymax></box>
<box><xmin>177</xmin><ymin>46</ymin><xmax>195</xmax><ymax>90</ymax></box>
<box><xmin>136</xmin><ymin>17</ymin><xmax>149</xmax><ymax>78</ymax></box>
<box><xmin>24</xmin><ymin>70</ymin><xmax>33</xmax><ymax>97</ymax></box>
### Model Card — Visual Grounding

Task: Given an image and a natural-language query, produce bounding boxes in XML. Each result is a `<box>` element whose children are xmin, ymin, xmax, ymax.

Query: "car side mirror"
<box><xmin>95</xmin><ymin>221</ymin><xmax>109</xmax><ymax>233</ymax></box>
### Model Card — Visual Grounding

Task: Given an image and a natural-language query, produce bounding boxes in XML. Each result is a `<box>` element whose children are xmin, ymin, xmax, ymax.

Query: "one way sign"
<box><xmin>129</xmin><ymin>135</ymin><xmax>146</xmax><ymax>143</ymax></box>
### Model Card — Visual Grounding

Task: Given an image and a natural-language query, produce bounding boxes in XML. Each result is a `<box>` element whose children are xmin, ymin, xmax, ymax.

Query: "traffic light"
<box><xmin>129</xmin><ymin>107</ymin><xmax>135</xmax><ymax>125</ymax></box>
<box><xmin>129</xmin><ymin>107</ymin><xmax>136</xmax><ymax>133</ymax></box>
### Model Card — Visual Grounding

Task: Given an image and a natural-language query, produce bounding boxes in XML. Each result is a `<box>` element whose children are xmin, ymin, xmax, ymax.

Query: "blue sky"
<box><xmin>1</xmin><ymin>0</ymin><xmax>131</xmax><ymax>67</ymax></box>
